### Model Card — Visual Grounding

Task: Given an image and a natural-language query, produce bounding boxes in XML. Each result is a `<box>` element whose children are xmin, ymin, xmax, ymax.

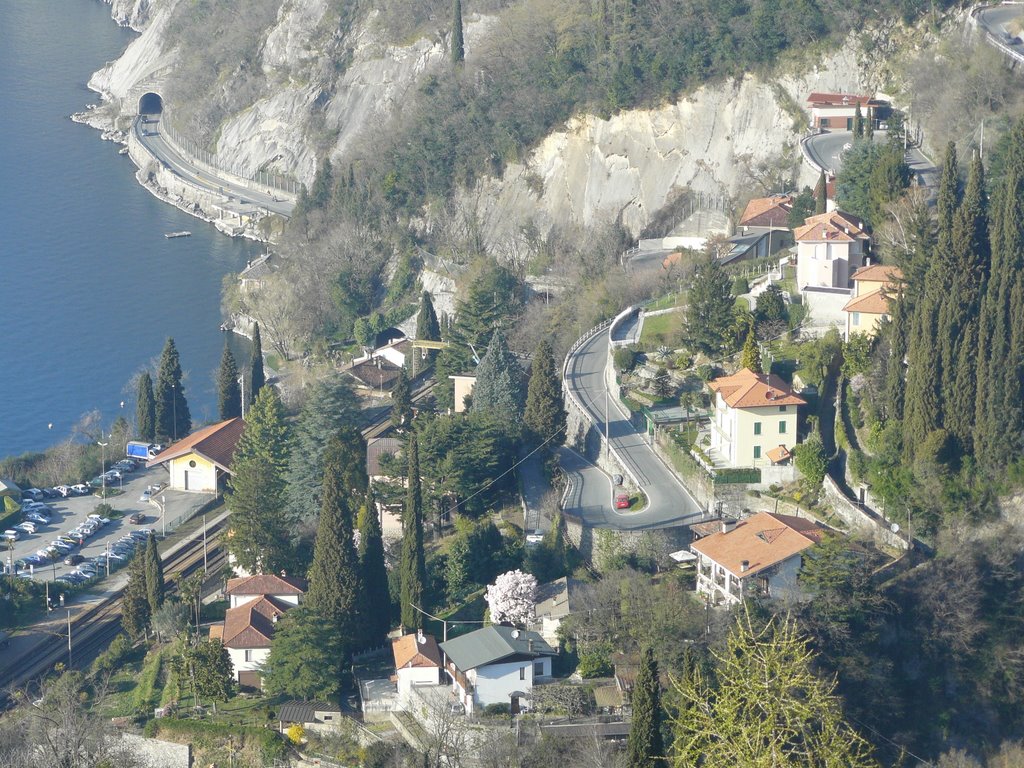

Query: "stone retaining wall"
<box><xmin>821</xmin><ymin>474</ymin><xmax>909</xmax><ymax>550</ymax></box>
<box><xmin>122</xmin><ymin>734</ymin><xmax>192</xmax><ymax>768</ymax></box>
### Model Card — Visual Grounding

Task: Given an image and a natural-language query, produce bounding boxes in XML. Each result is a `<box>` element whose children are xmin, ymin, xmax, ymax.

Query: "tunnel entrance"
<box><xmin>138</xmin><ymin>92</ymin><xmax>163</xmax><ymax>115</ymax></box>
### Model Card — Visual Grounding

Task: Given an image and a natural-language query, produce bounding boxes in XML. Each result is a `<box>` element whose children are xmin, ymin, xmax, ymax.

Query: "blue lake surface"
<box><xmin>0</xmin><ymin>0</ymin><xmax>259</xmax><ymax>455</ymax></box>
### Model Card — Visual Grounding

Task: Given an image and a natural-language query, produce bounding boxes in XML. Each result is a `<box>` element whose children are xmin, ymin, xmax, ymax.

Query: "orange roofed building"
<box><xmin>691</xmin><ymin>512</ymin><xmax>824</xmax><ymax>605</ymax></box>
<box><xmin>795</xmin><ymin>210</ymin><xmax>870</xmax><ymax>291</ymax></box>
<box><xmin>707</xmin><ymin>368</ymin><xmax>805</xmax><ymax>469</ymax></box>
<box><xmin>210</xmin><ymin>573</ymin><xmax>307</xmax><ymax>690</ymax></box>
<box><xmin>806</xmin><ymin>92</ymin><xmax>887</xmax><ymax>130</ymax></box>
<box><xmin>147</xmin><ymin>417</ymin><xmax>245</xmax><ymax>493</ymax></box>
<box><xmin>739</xmin><ymin>194</ymin><xmax>793</xmax><ymax>230</ymax></box>
<box><xmin>843</xmin><ymin>264</ymin><xmax>903</xmax><ymax>340</ymax></box>
<box><xmin>392</xmin><ymin>632</ymin><xmax>444</xmax><ymax>702</ymax></box>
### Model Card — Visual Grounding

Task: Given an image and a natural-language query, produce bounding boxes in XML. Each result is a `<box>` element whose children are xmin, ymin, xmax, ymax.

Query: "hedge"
<box><xmin>713</xmin><ymin>467</ymin><xmax>762</xmax><ymax>485</ymax></box>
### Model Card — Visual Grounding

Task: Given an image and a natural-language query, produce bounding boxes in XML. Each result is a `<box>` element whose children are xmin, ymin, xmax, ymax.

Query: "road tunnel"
<box><xmin>138</xmin><ymin>92</ymin><xmax>163</xmax><ymax>115</ymax></box>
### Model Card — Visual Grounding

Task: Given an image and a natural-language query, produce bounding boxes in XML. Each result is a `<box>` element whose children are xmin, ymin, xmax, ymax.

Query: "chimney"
<box><xmin>528</xmin><ymin>639</ymin><xmax>534</xmax><ymax>652</ymax></box>
<box><xmin>740</xmin><ymin>560</ymin><xmax>750</xmax><ymax>573</ymax></box>
<box><xmin>417</xmin><ymin>629</ymin><xmax>425</xmax><ymax>644</ymax></box>
<box><xmin>272</xmin><ymin>614</ymin><xmax>278</xmax><ymax>624</ymax></box>
<box><xmin>721</xmin><ymin>518</ymin><xmax>737</xmax><ymax>534</ymax></box>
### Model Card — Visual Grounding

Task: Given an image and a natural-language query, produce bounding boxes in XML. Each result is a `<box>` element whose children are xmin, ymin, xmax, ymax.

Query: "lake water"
<box><xmin>0</xmin><ymin>0</ymin><xmax>260</xmax><ymax>455</ymax></box>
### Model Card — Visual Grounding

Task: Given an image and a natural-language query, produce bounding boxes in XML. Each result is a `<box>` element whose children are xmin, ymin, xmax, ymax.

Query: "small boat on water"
<box><xmin>165</xmin><ymin>231</ymin><xmax>192</xmax><ymax>239</ymax></box>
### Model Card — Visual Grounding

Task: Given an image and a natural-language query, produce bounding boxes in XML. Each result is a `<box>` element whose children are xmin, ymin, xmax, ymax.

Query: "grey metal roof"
<box><xmin>441</xmin><ymin>625</ymin><xmax>557</xmax><ymax>671</ymax></box>
<box><xmin>278</xmin><ymin>700</ymin><xmax>340</xmax><ymax>723</ymax></box>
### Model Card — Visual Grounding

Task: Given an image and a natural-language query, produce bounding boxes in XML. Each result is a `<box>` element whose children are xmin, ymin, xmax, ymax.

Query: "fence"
<box><xmin>158</xmin><ymin>113</ymin><xmax>302</xmax><ymax>197</ymax></box>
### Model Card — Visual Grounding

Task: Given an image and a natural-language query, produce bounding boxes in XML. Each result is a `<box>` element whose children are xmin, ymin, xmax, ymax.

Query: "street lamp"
<box><xmin>97</xmin><ymin>440</ymin><xmax>108</xmax><ymax>498</ymax></box>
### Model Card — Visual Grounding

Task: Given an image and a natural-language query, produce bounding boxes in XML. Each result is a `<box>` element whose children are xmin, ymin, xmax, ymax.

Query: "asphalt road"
<box><xmin>2</xmin><ymin>469</ymin><xmax>163</xmax><ymax>583</ymax></box>
<box><xmin>562</xmin><ymin>326</ymin><xmax>704</xmax><ymax>530</ymax></box>
<box><xmin>135</xmin><ymin>115</ymin><xmax>295</xmax><ymax>219</ymax></box>
<box><xmin>804</xmin><ymin>129</ymin><xmax>937</xmax><ymax>190</ymax></box>
<box><xmin>977</xmin><ymin>5</ymin><xmax>1024</xmax><ymax>59</ymax></box>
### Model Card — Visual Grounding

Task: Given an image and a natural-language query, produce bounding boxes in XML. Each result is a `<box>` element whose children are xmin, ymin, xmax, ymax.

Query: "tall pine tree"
<box><xmin>122</xmin><ymin>553</ymin><xmax>151</xmax><ymax>641</ymax></box>
<box><xmin>413</xmin><ymin>291</ymin><xmax>441</xmax><ymax>376</ymax></box>
<box><xmin>686</xmin><ymin>254</ymin><xmax>734</xmax><ymax>354</ymax></box>
<box><xmin>136</xmin><ymin>372</ymin><xmax>156</xmax><ymax>442</ymax></box>
<box><xmin>249</xmin><ymin>322</ymin><xmax>266</xmax><ymax>406</ymax></box>
<box><xmin>740</xmin><ymin>326</ymin><xmax>762</xmax><ymax>374</ymax></box>
<box><xmin>471</xmin><ymin>330</ymin><xmax>525</xmax><ymax>421</ymax></box>
<box><xmin>626</xmin><ymin>647</ymin><xmax>664</xmax><ymax>768</ymax></box>
<box><xmin>217</xmin><ymin>342</ymin><xmax>242</xmax><ymax>420</ymax></box>
<box><xmin>451</xmin><ymin>0</ymin><xmax>465</xmax><ymax>64</ymax></box>
<box><xmin>815</xmin><ymin>171</ymin><xmax>828</xmax><ymax>215</ymax></box>
<box><xmin>154</xmin><ymin>338</ymin><xmax>191</xmax><ymax>442</ymax></box>
<box><xmin>391</xmin><ymin>367</ymin><xmax>413</xmax><ymax>430</ymax></box>
<box><xmin>226</xmin><ymin>387</ymin><xmax>292</xmax><ymax>574</ymax></box>
<box><xmin>358</xmin><ymin>490</ymin><xmax>391</xmax><ymax>648</ymax></box>
<box><xmin>306</xmin><ymin>436</ymin><xmax>362</xmax><ymax>659</ymax></box>
<box><xmin>523</xmin><ymin>339</ymin><xmax>566</xmax><ymax>447</ymax></box>
<box><xmin>143</xmin><ymin>533</ymin><xmax>165</xmax><ymax>615</ymax></box>
<box><xmin>400</xmin><ymin>432</ymin><xmax>426</xmax><ymax>631</ymax></box>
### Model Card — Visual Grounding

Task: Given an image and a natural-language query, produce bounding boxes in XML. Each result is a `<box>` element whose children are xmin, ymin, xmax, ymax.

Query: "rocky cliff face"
<box><xmin>88</xmin><ymin>0</ymin><xmax>885</xmax><ymax>241</ymax></box>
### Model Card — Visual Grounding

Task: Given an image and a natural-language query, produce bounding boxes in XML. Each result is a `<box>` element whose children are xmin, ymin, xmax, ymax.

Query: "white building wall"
<box><xmin>467</xmin><ymin>658</ymin><xmax>553</xmax><ymax>708</ymax></box>
<box><xmin>397</xmin><ymin>666</ymin><xmax>442</xmax><ymax>701</ymax></box>
<box><xmin>227</xmin><ymin>646</ymin><xmax>270</xmax><ymax>680</ymax></box>
<box><xmin>228</xmin><ymin>593</ymin><xmax>301</xmax><ymax>609</ymax></box>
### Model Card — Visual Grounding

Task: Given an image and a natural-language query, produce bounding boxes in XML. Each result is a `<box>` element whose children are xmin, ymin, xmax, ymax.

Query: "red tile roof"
<box><xmin>766</xmin><ymin>445</ymin><xmax>792</xmax><ymax>463</ymax></box>
<box><xmin>392</xmin><ymin>633</ymin><xmax>443</xmax><ymax>669</ymax></box>
<box><xmin>794</xmin><ymin>211</ymin><xmax>868</xmax><ymax>243</ymax></box>
<box><xmin>691</xmin><ymin>512</ymin><xmax>823</xmax><ymax>578</ymax></box>
<box><xmin>850</xmin><ymin>264</ymin><xmax>903</xmax><ymax>283</ymax></box>
<box><xmin>222</xmin><ymin>595</ymin><xmax>292</xmax><ymax>649</ymax></box>
<box><xmin>147</xmin><ymin>418</ymin><xmax>245</xmax><ymax>472</ymax></box>
<box><xmin>227</xmin><ymin>574</ymin><xmax>307</xmax><ymax>596</ymax></box>
<box><xmin>843</xmin><ymin>289</ymin><xmax>893</xmax><ymax>315</ymax></box>
<box><xmin>739</xmin><ymin>195</ymin><xmax>793</xmax><ymax>228</ymax></box>
<box><xmin>806</xmin><ymin>92</ymin><xmax>883</xmax><ymax>108</ymax></box>
<box><xmin>708</xmin><ymin>368</ymin><xmax>806</xmax><ymax>409</ymax></box>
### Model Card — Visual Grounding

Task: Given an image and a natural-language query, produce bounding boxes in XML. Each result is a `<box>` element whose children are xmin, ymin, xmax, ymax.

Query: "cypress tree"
<box><xmin>626</xmin><ymin>647</ymin><xmax>664</xmax><ymax>768</ymax></box>
<box><xmin>249</xmin><ymin>323</ymin><xmax>266</xmax><ymax>405</ymax></box>
<box><xmin>936</xmin><ymin>142</ymin><xmax>960</xmax><ymax>255</ymax></box>
<box><xmin>413</xmin><ymin>291</ymin><xmax>441</xmax><ymax>375</ymax></box>
<box><xmin>740</xmin><ymin>326</ymin><xmax>762</xmax><ymax>373</ymax></box>
<box><xmin>306</xmin><ymin>436</ymin><xmax>361</xmax><ymax>658</ymax></box>
<box><xmin>471</xmin><ymin>330</ymin><xmax>525</xmax><ymax>420</ymax></box>
<box><xmin>391</xmin><ymin>367</ymin><xmax>413</xmax><ymax>430</ymax></box>
<box><xmin>853</xmin><ymin>102</ymin><xmax>864</xmax><ymax>139</ymax></box>
<box><xmin>136</xmin><ymin>372</ymin><xmax>156</xmax><ymax>442</ymax></box>
<box><xmin>815</xmin><ymin>171</ymin><xmax>827</xmax><ymax>215</ymax></box>
<box><xmin>122</xmin><ymin>553</ymin><xmax>151</xmax><ymax>641</ymax></box>
<box><xmin>523</xmin><ymin>339</ymin><xmax>566</xmax><ymax>447</ymax></box>
<box><xmin>686</xmin><ymin>254</ymin><xmax>735</xmax><ymax>354</ymax></box>
<box><xmin>143</xmin><ymin>533</ymin><xmax>165</xmax><ymax>615</ymax></box>
<box><xmin>400</xmin><ymin>433</ymin><xmax>425</xmax><ymax>631</ymax></box>
<box><xmin>358</xmin><ymin>490</ymin><xmax>391</xmax><ymax>647</ymax></box>
<box><xmin>883</xmin><ymin>298</ymin><xmax>909</xmax><ymax>421</ymax></box>
<box><xmin>217</xmin><ymin>342</ymin><xmax>242</xmax><ymax>420</ymax></box>
<box><xmin>451</xmin><ymin>0</ymin><xmax>465</xmax><ymax>64</ymax></box>
<box><xmin>154</xmin><ymin>338</ymin><xmax>191</xmax><ymax>442</ymax></box>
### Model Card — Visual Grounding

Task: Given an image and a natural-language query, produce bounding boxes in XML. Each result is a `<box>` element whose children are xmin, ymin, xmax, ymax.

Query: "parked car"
<box><xmin>22</xmin><ymin>488</ymin><xmax>44</xmax><ymax>502</ymax></box>
<box><xmin>105</xmin><ymin>551</ymin><xmax>128</xmax><ymax>562</ymax></box>
<box><xmin>138</xmin><ymin>489</ymin><xmax>152</xmax><ymax>503</ymax></box>
<box><xmin>128</xmin><ymin>512</ymin><xmax>146</xmax><ymax>524</ymax></box>
<box><xmin>78</xmin><ymin>563</ymin><xmax>100</xmax><ymax>576</ymax></box>
<box><xmin>2</xmin><ymin>530</ymin><xmax>19</xmax><ymax>542</ymax></box>
<box><xmin>613</xmin><ymin>474</ymin><xmax>624</xmax><ymax>486</ymax></box>
<box><xmin>63</xmin><ymin>554</ymin><xmax>84</xmax><ymax>566</ymax></box>
<box><xmin>87</xmin><ymin>514</ymin><xmax>111</xmax><ymax>526</ymax></box>
<box><xmin>615</xmin><ymin>492</ymin><xmax>631</xmax><ymax>510</ymax></box>
<box><xmin>24</xmin><ymin>513</ymin><xmax>49</xmax><ymax>525</ymax></box>
<box><xmin>40</xmin><ymin>488</ymin><xmax>59</xmax><ymax>499</ymax></box>
<box><xmin>14</xmin><ymin>522</ymin><xmax>36</xmax><ymax>535</ymax></box>
<box><xmin>70</xmin><ymin>484</ymin><xmax>91</xmax><ymax>495</ymax></box>
<box><xmin>53</xmin><ymin>486</ymin><xmax>71</xmax><ymax>497</ymax></box>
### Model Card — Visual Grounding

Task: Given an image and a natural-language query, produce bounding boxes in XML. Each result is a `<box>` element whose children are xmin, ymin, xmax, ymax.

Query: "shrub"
<box><xmin>695</xmin><ymin>364</ymin><xmax>716</xmax><ymax>382</ymax></box>
<box><xmin>577</xmin><ymin>644</ymin><xmax>614</xmax><ymax>678</ymax></box>
<box><xmin>795</xmin><ymin>434</ymin><xmax>827</xmax><ymax>489</ymax></box>
<box><xmin>92</xmin><ymin>633</ymin><xmax>134</xmax><ymax>676</ymax></box>
<box><xmin>286</xmin><ymin>724</ymin><xmax>305</xmax><ymax>745</ymax></box>
<box><xmin>613</xmin><ymin>347</ymin><xmax>636</xmax><ymax>372</ymax></box>
<box><xmin>483</xmin><ymin>703</ymin><xmax>511</xmax><ymax>717</ymax></box>
<box><xmin>731</xmin><ymin>276</ymin><xmax>750</xmax><ymax>295</ymax></box>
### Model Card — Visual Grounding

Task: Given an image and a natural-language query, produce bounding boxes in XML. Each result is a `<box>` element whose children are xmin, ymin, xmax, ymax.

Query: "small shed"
<box><xmin>277</xmin><ymin>700</ymin><xmax>343</xmax><ymax>733</ymax></box>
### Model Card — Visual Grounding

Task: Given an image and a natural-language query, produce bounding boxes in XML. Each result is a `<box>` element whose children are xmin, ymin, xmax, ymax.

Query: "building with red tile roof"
<box><xmin>843</xmin><ymin>263</ymin><xmax>903</xmax><ymax>340</ymax></box>
<box><xmin>707</xmin><ymin>369</ymin><xmax>805</xmax><ymax>468</ymax></box>
<box><xmin>795</xmin><ymin>210</ymin><xmax>870</xmax><ymax>292</ymax></box>
<box><xmin>147</xmin><ymin>418</ymin><xmax>245</xmax><ymax>493</ymax></box>
<box><xmin>691</xmin><ymin>512</ymin><xmax>824</xmax><ymax>605</ymax></box>
<box><xmin>739</xmin><ymin>195</ymin><xmax>793</xmax><ymax>229</ymax></box>
<box><xmin>392</xmin><ymin>632</ymin><xmax>444</xmax><ymax>700</ymax></box>
<box><xmin>806</xmin><ymin>93</ymin><xmax>887</xmax><ymax>130</ymax></box>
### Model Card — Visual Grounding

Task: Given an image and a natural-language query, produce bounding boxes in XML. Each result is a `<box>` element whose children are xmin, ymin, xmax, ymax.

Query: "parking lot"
<box><xmin>2</xmin><ymin>467</ymin><xmax>167</xmax><ymax>583</ymax></box>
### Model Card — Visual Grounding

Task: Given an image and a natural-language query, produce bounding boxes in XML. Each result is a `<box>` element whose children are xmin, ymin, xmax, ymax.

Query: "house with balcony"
<box><xmin>706</xmin><ymin>368</ymin><xmax>805</xmax><ymax>469</ymax></box>
<box><xmin>691</xmin><ymin>512</ymin><xmax>824</xmax><ymax>605</ymax></box>
<box><xmin>795</xmin><ymin>210</ymin><xmax>871</xmax><ymax>328</ymax></box>
<box><xmin>210</xmin><ymin>574</ymin><xmax>306</xmax><ymax>690</ymax></box>
<box><xmin>842</xmin><ymin>264</ymin><xmax>903</xmax><ymax>340</ymax></box>
<box><xmin>439</xmin><ymin>625</ymin><xmax>557</xmax><ymax>715</ymax></box>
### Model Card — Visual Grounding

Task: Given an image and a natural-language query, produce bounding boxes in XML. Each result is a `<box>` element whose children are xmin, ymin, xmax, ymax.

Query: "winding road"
<box><xmin>976</xmin><ymin>4</ymin><xmax>1024</xmax><ymax>63</ymax></box>
<box><xmin>562</xmin><ymin>324</ymin><xmax>704</xmax><ymax>530</ymax></box>
<box><xmin>804</xmin><ymin>129</ymin><xmax>937</xmax><ymax>189</ymax></box>
<box><xmin>134</xmin><ymin>115</ymin><xmax>295</xmax><ymax>218</ymax></box>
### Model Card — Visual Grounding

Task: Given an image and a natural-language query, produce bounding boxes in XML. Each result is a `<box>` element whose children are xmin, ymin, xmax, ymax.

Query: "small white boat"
<box><xmin>165</xmin><ymin>231</ymin><xmax>192</xmax><ymax>239</ymax></box>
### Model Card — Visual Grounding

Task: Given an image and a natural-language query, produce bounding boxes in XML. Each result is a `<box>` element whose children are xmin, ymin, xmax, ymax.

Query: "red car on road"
<box><xmin>615</xmin><ymin>493</ymin><xmax>631</xmax><ymax>510</ymax></box>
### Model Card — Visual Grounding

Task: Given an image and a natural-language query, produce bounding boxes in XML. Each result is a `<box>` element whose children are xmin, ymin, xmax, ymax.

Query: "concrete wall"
<box><xmin>169</xmin><ymin>453</ymin><xmax>218</xmax><ymax>493</ymax></box>
<box><xmin>228</xmin><ymin>646</ymin><xmax>270</xmax><ymax>681</ymax></box>
<box><xmin>821</xmin><ymin>474</ymin><xmax>909</xmax><ymax>550</ymax></box>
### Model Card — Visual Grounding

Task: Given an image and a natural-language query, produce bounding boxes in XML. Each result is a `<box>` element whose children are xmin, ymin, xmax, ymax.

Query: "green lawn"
<box><xmin>646</xmin><ymin>292</ymin><xmax>685</xmax><ymax>312</ymax></box>
<box><xmin>640</xmin><ymin>311</ymin><xmax>682</xmax><ymax>347</ymax></box>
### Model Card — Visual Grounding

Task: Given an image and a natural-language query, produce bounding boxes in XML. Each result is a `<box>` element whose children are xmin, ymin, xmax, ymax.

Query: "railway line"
<box><xmin>360</xmin><ymin>379</ymin><xmax>434</xmax><ymax>440</ymax></box>
<box><xmin>0</xmin><ymin>519</ymin><xmax>226</xmax><ymax>692</ymax></box>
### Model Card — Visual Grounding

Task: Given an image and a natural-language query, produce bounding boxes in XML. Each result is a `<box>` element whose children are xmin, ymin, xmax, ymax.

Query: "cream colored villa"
<box><xmin>842</xmin><ymin>264</ymin><xmax>903</xmax><ymax>340</ymax></box>
<box><xmin>707</xmin><ymin>368</ymin><xmax>806</xmax><ymax>468</ymax></box>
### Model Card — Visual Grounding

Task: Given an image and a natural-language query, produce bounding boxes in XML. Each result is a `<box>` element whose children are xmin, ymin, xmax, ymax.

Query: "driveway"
<box><xmin>562</xmin><ymin>329</ymin><xmax>705</xmax><ymax>530</ymax></box>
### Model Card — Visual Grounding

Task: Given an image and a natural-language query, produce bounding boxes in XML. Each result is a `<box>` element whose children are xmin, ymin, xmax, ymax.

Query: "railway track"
<box><xmin>0</xmin><ymin>521</ymin><xmax>226</xmax><ymax>691</ymax></box>
<box><xmin>360</xmin><ymin>379</ymin><xmax>434</xmax><ymax>440</ymax></box>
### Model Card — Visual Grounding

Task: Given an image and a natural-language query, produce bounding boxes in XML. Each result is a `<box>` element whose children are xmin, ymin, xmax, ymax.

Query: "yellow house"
<box><xmin>842</xmin><ymin>264</ymin><xmax>903</xmax><ymax>340</ymax></box>
<box><xmin>707</xmin><ymin>369</ymin><xmax>806</xmax><ymax>468</ymax></box>
<box><xmin>450</xmin><ymin>374</ymin><xmax>477</xmax><ymax>413</ymax></box>
<box><xmin>147</xmin><ymin>418</ymin><xmax>245</xmax><ymax>493</ymax></box>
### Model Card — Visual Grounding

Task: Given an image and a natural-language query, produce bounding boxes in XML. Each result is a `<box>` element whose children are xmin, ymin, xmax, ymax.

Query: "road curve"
<box><xmin>562</xmin><ymin>327</ymin><xmax>704</xmax><ymax>530</ymax></box>
<box><xmin>134</xmin><ymin>115</ymin><xmax>295</xmax><ymax>219</ymax></box>
<box><xmin>976</xmin><ymin>4</ymin><xmax>1024</xmax><ymax>63</ymax></box>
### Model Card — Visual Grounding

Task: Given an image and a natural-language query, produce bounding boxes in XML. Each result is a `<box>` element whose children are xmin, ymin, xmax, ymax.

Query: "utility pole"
<box><xmin>203</xmin><ymin>513</ymin><xmax>208</xmax><ymax>572</ymax></box>
<box><xmin>67</xmin><ymin>610</ymin><xmax>72</xmax><ymax>667</ymax></box>
<box><xmin>238</xmin><ymin>375</ymin><xmax>245</xmax><ymax>419</ymax></box>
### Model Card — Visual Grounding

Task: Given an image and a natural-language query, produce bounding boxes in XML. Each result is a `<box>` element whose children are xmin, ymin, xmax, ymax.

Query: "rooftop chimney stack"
<box><xmin>722</xmin><ymin>518</ymin><xmax>738</xmax><ymax>534</ymax></box>
<box><xmin>740</xmin><ymin>560</ymin><xmax>750</xmax><ymax>573</ymax></box>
